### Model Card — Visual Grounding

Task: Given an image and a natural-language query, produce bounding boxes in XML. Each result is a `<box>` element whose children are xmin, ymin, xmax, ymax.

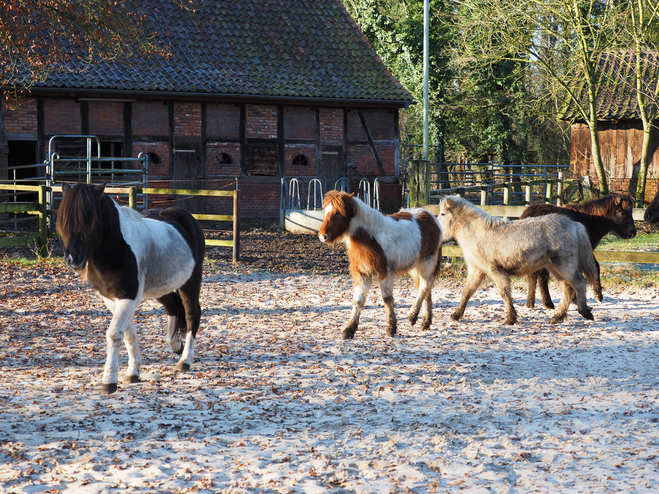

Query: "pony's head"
<box><xmin>645</xmin><ymin>190</ymin><xmax>659</xmax><ymax>224</ymax></box>
<box><xmin>437</xmin><ymin>196</ymin><xmax>463</xmax><ymax>240</ymax></box>
<box><xmin>319</xmin><ymin>190</ymin><xmax>356</xmax><ymax>244</ymax></box>
<box><xmin>57</xmin><ymin>183</ymin><xmax>107</xmax><ymax>270</ymax></box>
<box><xmin>610</xmin><ymin>194</ymin><xmax>637</xmax><ymax>239</ymax></box>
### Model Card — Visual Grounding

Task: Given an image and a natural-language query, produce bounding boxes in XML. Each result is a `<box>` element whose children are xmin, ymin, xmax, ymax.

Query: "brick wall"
<box><xmin>319</xmin><ymin>108</ymin><xmax>343</xmax><ymax>141</ymax></box>
<box><xmin>238</xmin><ymin>181</ymin><xmax>281</xmax><ymax>217</ymax></box>
<box><xmin>44</xmin><ymin>99</ymin><xmax>81</xmax><ymax>134</ymax></box>
<box><xmin>207</xmin><ymin>103</ymin><xmax>240</xmax><ymax>137</ymax></box>
<box><xmin>174</xmin><ymin>102</ymin><xmax>201</xmax><ymax>137</ymax></box>
<box><xmin>284</xmin><ymin>106</ymin><xmax>315</xmax><ymax>139</ymax></box>
<box><xmin>246</xmin><ymin>105</ymin><xmax>277</xmax><ymax>138</ymax></box>
<box><xmin>208</xmin><ymin>142</ymin><xmax>241</xmax><ymax>177</ymax></box>
<box><xmin>89</xmin><ymin>102</ymin><xmax>123</xmax><ymax>135</ymax></box>
<box><xmin>133</xmin><ymin>101</ymin><xmax>169</xmax><ymax>135</ymax></box>
<box><xmin>5</xmin><ymin>98</ymin><xmax>37</xmax><ymax>135</ymax></box>
<box><xmin>285</xmin><ymin>144</ymin><xmax>317</xmax><ymax>176</ymax></box>
<box><xmin>133</xmin><ymin>141</ymin><xmax>170</xmax><ymax>180</ymax></box>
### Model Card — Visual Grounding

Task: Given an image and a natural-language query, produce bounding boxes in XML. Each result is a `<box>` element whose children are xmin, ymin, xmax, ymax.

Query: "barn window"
<box><xmin>147</xmin><ymin>152</ymin><xmax>161</xmax><ymax>164</ymax></box>
<box><xmin>292</xmin><ymin>154</ymin><xmax>309</xmax><ymax>166</ymax></box>
<box><xmin>215</xmin><ymin>152</ymin><xmax>233</xmax><ymax>164</ymax></box>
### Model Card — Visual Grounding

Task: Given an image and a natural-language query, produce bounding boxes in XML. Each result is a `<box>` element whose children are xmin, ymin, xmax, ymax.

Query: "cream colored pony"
<box><xmin>438</xmin><ymin>196</ymin><xmax>598</xmax><ymax>325</ymax></box>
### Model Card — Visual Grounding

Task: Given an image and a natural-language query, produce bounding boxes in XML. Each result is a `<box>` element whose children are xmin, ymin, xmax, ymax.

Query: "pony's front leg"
<box><xmin>409</xmin><ymin>273</ymin><xmax>433</xmax><ymax>330</ymax></box>
<box><xmin>379</xmin><ymin>275</ymin><xmax>397</xmax><ymax>337</ymax></box>
<box><xmin>101</xmin><ymin>298</ymin><xmax>138</xmax><ymax>394</ymax></box>
<box><xmin>489</xmin><ymin>270</ymin><xmax>517</xmax><ymax>324</ymax></box>
<box><xmin>537</xmin><ymin>268</ymin><xmax>555</xmax><ymax>309</ymax></box>
<box><xmin>525</xmin><ymin>272</ymin><xmax>538</xmax><ymax>308</ymax></box>
<box><xmin>123</xmin><ymin>320</ymin><xmax>142</xmax><ymax>384</ymax></box>
<box><xmin>452</xmin><ymin>269</ymin><xmax>485</xmax><ymax>321</ymax></box>
<box><xmin>344</xmin><ymin>274</ymin><xmax>371</xmax><ymax>339</ymax></box>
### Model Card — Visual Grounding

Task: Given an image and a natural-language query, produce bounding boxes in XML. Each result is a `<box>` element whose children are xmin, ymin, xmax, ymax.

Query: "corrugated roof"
<box><xmin>560</xmin><ymin>50</ymin><xmax>659</xmax><ymax>121</ymax></box>
<box><xmin>8</xmin><ymin>0</ymin><xmax>413</xmax><ymax>105</ymax></box>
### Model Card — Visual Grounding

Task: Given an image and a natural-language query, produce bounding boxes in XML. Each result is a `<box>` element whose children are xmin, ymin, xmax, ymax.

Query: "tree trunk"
<box><xmin>587</xmin><ymin>96</ymin><xmax>609</xmax><ymax>195</ymax></box>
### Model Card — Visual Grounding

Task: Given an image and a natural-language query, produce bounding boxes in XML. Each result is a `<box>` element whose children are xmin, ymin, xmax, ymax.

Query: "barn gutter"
<box><xmin>12</xmin><ymin>87</ymin><xmax>415</xmax><ymax>109</ymax></box>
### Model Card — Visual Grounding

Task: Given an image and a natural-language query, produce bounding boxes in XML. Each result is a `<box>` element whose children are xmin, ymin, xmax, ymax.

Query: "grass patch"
<box><xmin>598</xmin><ymin>232</ymin><xmax>659</xmax><ymax>252</ymax></box>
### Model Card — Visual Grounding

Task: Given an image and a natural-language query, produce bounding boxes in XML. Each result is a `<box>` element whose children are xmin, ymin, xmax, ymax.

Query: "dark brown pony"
<box><xmin>644</xmin><ymin>189</ymin><xmax>659</xmax><ymax>224</ymax></box>
<box><xmin>521</xmin><ymin>193</ymin><xmax>636</xmax><ymax>309</ymax></box>
<box><xmin>319</xmin><ymin>190</ymin><xmax>442</xmax><ymax>339</ymax></box>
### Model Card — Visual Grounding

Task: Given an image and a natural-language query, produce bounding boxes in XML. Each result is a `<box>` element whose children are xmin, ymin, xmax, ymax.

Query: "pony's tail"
<box><xmin>577</xmin><ymin>227</ymin><xmax>598</xmax><ymax>285</ymax></box>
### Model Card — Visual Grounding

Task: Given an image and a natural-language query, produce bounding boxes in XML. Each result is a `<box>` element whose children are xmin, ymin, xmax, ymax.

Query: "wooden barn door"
<box><xmin>172</xmin><ymin>142</ymin><xmax>204</xmax><ymax>211</ymax></box>
<box><xmin>320</xmin><ymin>145</ymin><xmax>345</xmax><ymax>191</ymax></box>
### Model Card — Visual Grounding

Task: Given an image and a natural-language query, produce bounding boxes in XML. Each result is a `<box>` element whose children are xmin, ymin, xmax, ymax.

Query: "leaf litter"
<box><xmin>1</xmin><ymin>256</ymin><xmax>659</xmax><ymax>493</ymax></box>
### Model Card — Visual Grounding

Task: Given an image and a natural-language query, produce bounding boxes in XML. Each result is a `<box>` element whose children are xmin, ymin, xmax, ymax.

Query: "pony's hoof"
<box><xmin>387</xmin><ymin>326</ymin><xmax>397</xmax><ymax>337</ymax></box>
<box><xmin>342</xmin><ymin>329</ymin><xmax>356</xmax><ymax>340</ymax></box>
<box><xmin>579</xmin><ymin>308</ymin><xmax>594</xmax><ymax>320</ymax></box>
<box><xmin>543</xmin><ymin>301</ymin><xmax>556</xmax><ymax>310</ymax></box>
<box><xmin>504</xmin><ymin>316</ymin><xmax>517</xmax><ymax>325</ymax></box>
<box><xmin>420</xmin><ymin>318</ymin><xmax>431</xmax><ymax>331</ymax></box>
<box><xmin>450</xmin><ymin>312</ymin><xmax>462</xmax><ymax>322</ymax></box>
<box><xmin>102</xmin><ymin>383</ymin><xmax>118</xmax><ymax>395</ymax></box>
<box><xmin>177</xmin><ymin>362</ymin><xmax>191</xmax><ymax>372</ymax></box>
<box><xmin>125</xmin><ymin>375</ymin><xmax>141</xmax><ymax>384</ymax></box>
<box><xmin>408</xmin><ymin>313</ymin><xmax>419</xmax><ymax>327</ymax></box>
<box><xmin>594</xmin><ymin>292</ymin><xmax>603</xmax><ymax>303</ymax></box>
<box><xmin>170</xmin><ymin>342</ymin><xmax>184</xmax><ymax>355</ymax></box>
<box><xmin>550</xmin><ymin>314</ymin><xmax>566</xmax><ymax>324</ymax></box>
<box><xmin>525</xmin><ymin>301</ymin><xmax>535</xmax><ymax>309</ymax></box>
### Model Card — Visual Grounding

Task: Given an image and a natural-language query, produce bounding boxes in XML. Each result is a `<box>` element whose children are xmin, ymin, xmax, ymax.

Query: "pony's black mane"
<box><xmin>57</xmin><ymin>185</ymin><xmax>104</xmax><ymax>241</ymax></box>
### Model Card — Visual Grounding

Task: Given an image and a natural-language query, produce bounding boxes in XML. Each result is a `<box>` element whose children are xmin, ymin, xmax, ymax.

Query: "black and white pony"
<box><xmin>57</xmin><ymin>183</ymin><xmax>205</xmax><ymax>394</ymax></box>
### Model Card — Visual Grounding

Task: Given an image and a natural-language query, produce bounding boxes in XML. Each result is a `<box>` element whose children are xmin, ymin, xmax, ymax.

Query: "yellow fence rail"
<box><xmin>0</xmin><ymin>184</ymin><xmax>240</xmax><ymax>261</ymax></box>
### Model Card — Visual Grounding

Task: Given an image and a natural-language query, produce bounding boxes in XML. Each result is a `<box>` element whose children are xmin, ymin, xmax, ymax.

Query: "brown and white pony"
<box><xmin>644</xmin><ymin>188</ymin><xmax>659</xmax><ymax>224</ymax></box>
<box><xmin>438</xmin><ymin>195</ymin><xmax>598</xmax><ymax>325</ymax></box>
<box><xmin>319</xmin><ymin>190</ymin><xmax>442</xmax><ymax>339</ymax></box>
<box><xmin>521</xmin><ymin>193</ymin><xmax>636</xmax><ymax>309</ymax></box>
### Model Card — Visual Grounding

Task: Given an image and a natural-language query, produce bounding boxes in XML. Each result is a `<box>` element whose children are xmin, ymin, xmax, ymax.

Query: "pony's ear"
<box><xmin>349</xmin><ymin>192</ymin><xmax>356</xmax><ymax>198</ymax></box>
<box><xmin>95</xmin><ymin>183</ymin><xmax>107</xmax><ymax>195</ymax></box>
<box><xmin>615</xmin><ymin>196</ymin><xmax>622</xmax><ymax>206</ymax></box>
<box><xmin>62</xmin><ymin>183</ymin><xmax>71</xmax><ymax>194</ymax></box>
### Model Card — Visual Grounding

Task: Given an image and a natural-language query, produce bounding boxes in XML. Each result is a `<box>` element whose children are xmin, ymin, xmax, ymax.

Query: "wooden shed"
<box><xmin>566</xmin><ymin>51</ymin><xmax>659</xmax><ymax>202</ymax></box>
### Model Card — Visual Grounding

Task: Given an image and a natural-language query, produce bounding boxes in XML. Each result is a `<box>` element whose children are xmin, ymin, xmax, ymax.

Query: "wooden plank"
<box><xmin>0</xmin><ymin>236</ymin><xmax>39</xmax><ymax>247</ymax></box>
<box><xmin>192</xmin><ymin>214</ymin><xmax>233</xmax><ymax>222</ymax></box>
<box><xmin>425</xmin><ymin>204</ymin><xmax>647</xmax><ymax>221</ymax></box>
<box><xmin>441</xmin><ymin>244</ymin><xmax>659</xmax><ymax>264</ymax></box>
<box><xmin>205</xmin><ymin>239</ymin><xmax>234</xmax><ymax>247</ymax></box>
<box><xmin>142</xmin><ymin>187</ymin><xmax>234</xmax><ymax>197</ymax></box>
<box><xmin>0</xmin><ymin>202</ymin><xmax>39</xmax><ymax>213</ymax></box>
<box><xmin>0</xmin><ymin>184</ymin><xmax>43</xmax><ymax>192</ymax></box>
<box><xmin>594</xmin><ymin>251</ymin><xmax>659</xmax><ymax>264</ymax></box>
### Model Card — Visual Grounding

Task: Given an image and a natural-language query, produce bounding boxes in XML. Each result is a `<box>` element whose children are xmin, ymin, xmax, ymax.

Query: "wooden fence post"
<box><xmin>129</xmin><ymin>186</ymin><xmax>137</xmax><ymax>209</ymax></box>
<box><xmin>38</xmin><ymin>185</ymin><xmax>48</xmax><ymax>258</ymax></box>
<box><xmin>557</xmin><ymin>172</ymin><xmax>564</xmax><ymax>205</ymax></box>
<box><xmin>480</xmin><ymin>186</ymin><xmax>488</xmax><ymax>206</ymax></box>
<box><xmin>545</xmin><ymin>181</ymin><xmax>553</xmax><ymax>203</ymax></box>
<box><xmin>233</xmin><ymin>187</ymin><xmax>240</xmax><ymax>263</ymax></box>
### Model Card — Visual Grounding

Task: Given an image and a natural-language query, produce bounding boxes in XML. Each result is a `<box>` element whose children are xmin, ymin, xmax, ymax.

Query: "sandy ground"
<box><xmin>1</xmin><ymin>261</ymin><xmax>659</xmax><ymax>493</ymax></box>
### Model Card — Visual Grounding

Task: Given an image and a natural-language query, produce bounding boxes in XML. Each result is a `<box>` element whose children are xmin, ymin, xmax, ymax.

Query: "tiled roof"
<box><xmin>12</xmin><ymin>0</ymin><xmax>413</xmax><ymax>105</ymax></box>
<box><xmin>560</xmin><ymin>51</ymin><xmax>659</xmax><ymax>121</ymax></box>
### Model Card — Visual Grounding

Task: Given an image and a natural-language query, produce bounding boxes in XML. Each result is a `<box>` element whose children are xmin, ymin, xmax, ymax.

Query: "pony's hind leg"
<box><xmin>379</xmin><ymin>275</ymin><xmax>397</xmax><ymax>337</ymax></box>
<box><xmin>344</xmin><ymin>273</ymin><xmax>371</xmax><ymax>339</ymax></box>
<box><xmin>593</xmin><ymin>260</ymin><xmax>603</xmax><ymax>302</ymax></box>
<box><xmin>537</xmin><ymin>268</ymin><xmax>555</xmax><ymax>310</ymax></box>
<box><xmin>408</xmin><ymin>267</ymin><xmax>434</xmax><ymax>330</ymax></box>
<box><xmin>176</xmin><ymin>283</ymin><xmax>202</xmax><ymax>372</ymax></box>
<box><xmin>525</xmin><ymin>272</ymin><xmax>538</xmax><ymax>308</ymax></box>
<box><xmin>158</xmin><ymin>292</ymin><xmax>184</xmax><ymax>354</ymax></box>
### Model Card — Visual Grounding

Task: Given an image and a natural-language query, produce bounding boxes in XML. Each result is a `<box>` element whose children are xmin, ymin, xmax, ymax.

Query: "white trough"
<box><xmin>281</xmin><ymin>209</ymin><xmax>325</xmax><ymax>234</ymax></box>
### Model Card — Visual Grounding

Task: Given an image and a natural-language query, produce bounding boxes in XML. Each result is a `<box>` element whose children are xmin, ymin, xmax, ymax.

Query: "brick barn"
<box><xmin>0</xmin><ymin>0</ymin><xmax>413</xmax><ymax>218</ymax></box>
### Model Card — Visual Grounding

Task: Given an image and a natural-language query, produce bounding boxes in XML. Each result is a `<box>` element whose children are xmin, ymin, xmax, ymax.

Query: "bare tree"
<box><xmin>456</xmin><ymin>0</ymin><xmax>619</xmax><ymax>194</ymax></box>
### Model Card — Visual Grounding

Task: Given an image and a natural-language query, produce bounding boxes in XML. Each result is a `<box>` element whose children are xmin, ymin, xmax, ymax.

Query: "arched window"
<box><xmin>292</xmin><ymin>154</ymin><xmax>309</xmax><ymax>166</ymax></box>
<box><xmin>215</xmin><ymin>152</ymin><xmax>233</xmax><ymax>165</ymax></box>
<box><xmin>147</xmin><ymin>152</ymin><xmax>161</xmax><ymax>165</ymax></box>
